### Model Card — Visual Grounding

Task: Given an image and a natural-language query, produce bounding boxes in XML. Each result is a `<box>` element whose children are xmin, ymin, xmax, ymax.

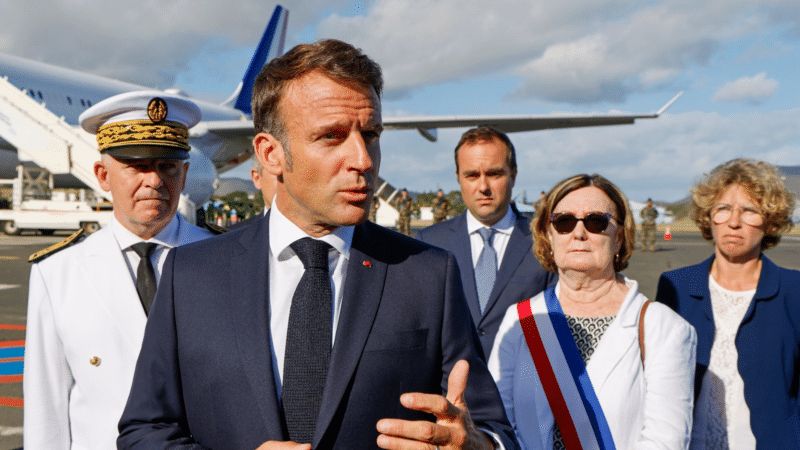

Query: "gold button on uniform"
<box><xmin>90</xmin><ymin>356</ymin><xmax>101</xmax><ymax>366</ymax></box>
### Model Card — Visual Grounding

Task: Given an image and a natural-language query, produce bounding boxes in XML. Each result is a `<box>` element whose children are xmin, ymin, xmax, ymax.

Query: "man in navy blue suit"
<box><xmin>417</xmin><ymin>127</ymin><xmax>554</xmax><ymax>357</ymax></box>
<box><xmin>118</xmin><ymin>40</ymin><xmax>516</xmax><ymax>450</ymax></box>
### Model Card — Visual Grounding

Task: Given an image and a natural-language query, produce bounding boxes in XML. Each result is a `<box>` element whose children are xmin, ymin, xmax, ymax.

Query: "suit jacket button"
<box><xmin>90</xmin><ymin>356</ymin><xmax>101</xmax><ymax>366</ymax></box>
<box><xmin>478</xmin><ymin>329</ymin><xmax>486</xmax><ymax>336</ymax></box>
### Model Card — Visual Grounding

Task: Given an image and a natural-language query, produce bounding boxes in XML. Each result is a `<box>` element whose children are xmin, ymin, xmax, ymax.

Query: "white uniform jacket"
<box><xmin>23</xmin><ymin>215</ymin><xmax>212</xmax><ymax>450</ymax></box>
<box><xmin>488</xmin><ymin>278</ymin><xmax>697</xmax><ymax>450</ymax></box>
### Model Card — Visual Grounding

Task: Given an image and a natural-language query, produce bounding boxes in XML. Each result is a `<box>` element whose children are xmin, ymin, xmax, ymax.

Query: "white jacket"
<box><xmin>488</xmin><ymin>278</ymin><xmax>697</xmax><ymax>450</ymax></box>
<box><xmin>23</xmin><ymin>215</ymin><xmax>212</xmax><ymax>450</ymax></box>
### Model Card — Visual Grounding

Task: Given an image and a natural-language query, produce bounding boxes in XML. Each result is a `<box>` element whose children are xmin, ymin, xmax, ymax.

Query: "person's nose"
<box><xmin>727</xmin><ymin>207</ymin><xmax>742</xmax><ymax>227</ymax></box>
<box><xmin>477</xmin><ymin>175</ymin><xmax>491</xmax><ymax>194</ymax></box>
<box><xmin>143</xmin><ymin>168</ymin><xmax>164</xmax><ymax>189</ymax></box>
<box><xmin>347</xmin><ymin>133</ymin><xmax>374</xmax><ymax>173</ymax></box>
<box><xmin>572</xmin><ymin>219</ymin><xmax>588</xmax><ymax>240</ymax></box>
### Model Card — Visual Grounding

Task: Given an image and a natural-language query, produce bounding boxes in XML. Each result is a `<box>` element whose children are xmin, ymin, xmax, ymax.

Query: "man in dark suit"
<box><xmin>118</xmin><ymin>40</ymin><xmax>515</xmax><ymax>450</ymax></box>
<box><xmin>417</xmin><ymin>127</ymin><xmax>555</xmax><ymax>357</ymax></box>
<box><xmin>228</xmin><ymin>157</ymin><xmax>278</xmax><ymax>230</ymax></box>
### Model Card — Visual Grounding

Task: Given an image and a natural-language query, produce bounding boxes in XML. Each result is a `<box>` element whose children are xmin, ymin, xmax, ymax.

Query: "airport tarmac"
<box><xmin>0</xmin><ymin>230</ymin><xmax>799</xmax><ymax>449</ymax></box>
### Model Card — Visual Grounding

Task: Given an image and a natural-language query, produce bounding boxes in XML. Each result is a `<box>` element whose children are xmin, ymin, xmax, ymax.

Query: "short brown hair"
<box><xmin>691</xmin><ymin>158</ymin><xmax>794</xmax><ymax>250</ymax></box>
<box><xmin>533</xmin><ymin>174</ymin><xmax>636</xmax><ymax>273</ymax></box>
<box><xmin>454</xmin><ymin>127</ymin><xmax>517</xmax><ymax>174</ymax></box>
<box><xmin>251</xmin><ymin>39</ymin><xmax>383</xmax><ymax>165</ymax></box>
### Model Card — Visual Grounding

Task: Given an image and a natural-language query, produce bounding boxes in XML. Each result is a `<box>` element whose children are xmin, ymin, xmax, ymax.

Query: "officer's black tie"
<box><xmin>282</xmin><ymin>237</ymin><xmax>333</xmax><ymax>444</ymax></box>
<box><xmin>130</xmin><ymin>242</ymin><xmax>158</xmax><ymax>315</ymax></box>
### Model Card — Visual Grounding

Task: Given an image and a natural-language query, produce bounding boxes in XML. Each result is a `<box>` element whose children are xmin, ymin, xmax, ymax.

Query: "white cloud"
<box><xmin>319</xmin><ymin>0</ymin><xmax>799</xmax><ymax>104</ymax></box>
<box><xmin>713</xmin><ymin>72</ymin><xmax>779</xmax><ymax>104</ymax></box>
<box><xmin>2</xmin><ymin>0</ymin><xmax>798</xmax><ymax>105</ymax></box>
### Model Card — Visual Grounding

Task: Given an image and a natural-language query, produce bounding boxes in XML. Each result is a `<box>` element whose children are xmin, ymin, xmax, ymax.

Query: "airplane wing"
<box><xmin>193</xmin><ymin>92</ymin><xmax>682</xmax><ymax>171</ymax></box>
<box><xmin>383</xmin><ymin>92</ymin><xmax>683</xmax><ymax>142</ymax></box>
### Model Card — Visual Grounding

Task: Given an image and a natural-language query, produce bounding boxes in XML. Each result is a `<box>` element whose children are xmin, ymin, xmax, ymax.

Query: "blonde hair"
<box><xmin>533</xmin><ymin>174</ymin><xmax>635</xmax><ymax>273</ymax></box>
<box><xmin>691</xmin><ymin>158</ymin><xmax>794</xmax><ymax>250</ymax></box>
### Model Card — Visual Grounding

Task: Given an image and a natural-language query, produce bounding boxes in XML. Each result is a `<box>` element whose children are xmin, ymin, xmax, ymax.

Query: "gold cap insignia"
<box><xmin>147</xmin><ymin>97</ymin><xmax>168</xmax><ymax>124</ymax></box>
<box><xmin>90</xmin><ymin>356</ymin><xmax>101</xmax><ymax>366</ymax></box>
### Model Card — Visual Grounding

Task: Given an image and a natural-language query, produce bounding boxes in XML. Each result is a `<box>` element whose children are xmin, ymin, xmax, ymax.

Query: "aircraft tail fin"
<box><xmin>222</xmin><ymin>5</ymin><xmax>288</xmax><ymax>115</ymax></box>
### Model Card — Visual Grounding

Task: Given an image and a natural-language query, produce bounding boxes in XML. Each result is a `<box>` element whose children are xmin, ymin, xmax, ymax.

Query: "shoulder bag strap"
<box><xmin>638</xmin><ymin>300</ymin><xmax>652</xmax><ymax>368</ymax></box>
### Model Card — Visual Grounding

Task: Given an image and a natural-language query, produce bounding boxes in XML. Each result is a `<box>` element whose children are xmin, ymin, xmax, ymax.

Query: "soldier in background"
<box><xmin>369</xmin><ymin>196</ymin><xmax>380</xmax><ymax>222</ymax></box>
<box><xmin>432</xmin><ymin>189</ymin><xmax>450</xmax><ymax>223</ymax></box>
<box><xmin>640</xmin><ymin>198</ymin><xmax>659</xmax><ymax>251</ymax></box>
<box><xmin>533</xmin><ymin>191</ymin><xmax>546</xmax><ymax>217</ymax></box>
<box><xmin>395</xmin><ymin>188</ymin><xmax>414</xmax><ymax>235</ymax></box>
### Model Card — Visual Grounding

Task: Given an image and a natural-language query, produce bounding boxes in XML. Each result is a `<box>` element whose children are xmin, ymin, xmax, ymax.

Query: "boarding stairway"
<box><xmin>0</xmin><ymin>75</ymin><xmax>111</xmax><ymax>201</ymax></box>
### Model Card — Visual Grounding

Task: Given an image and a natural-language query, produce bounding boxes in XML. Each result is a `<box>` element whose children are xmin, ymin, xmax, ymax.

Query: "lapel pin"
<box><xmin>90</xmin><ymin>356</ymin><xmax>101</xmax><ymax>366</ymax></box>
<box><xmin>363</xmin><ymin>260</ymin><xmax>372</xmax><ymax>268</ymax></box>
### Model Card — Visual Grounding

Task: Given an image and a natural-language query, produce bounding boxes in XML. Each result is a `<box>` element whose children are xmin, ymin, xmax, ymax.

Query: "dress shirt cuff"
<box><xmin>479</xmin><ymin>428</ymin><xmax>505</xmax><ymax>450</ymax></box>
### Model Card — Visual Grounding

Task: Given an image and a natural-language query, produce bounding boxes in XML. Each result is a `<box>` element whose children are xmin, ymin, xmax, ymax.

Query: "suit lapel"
<box><xmin>314</xmin><ymin>224</ymin><xmax>386</xmax><ymax>446</ymax></box>
<box><xmin>449</xmin><ymin>214</ymin><xmax>482</xmax><ymax>323</ymax></box>
<box><xmin>481</xmin><ymin>218</ymin><xmax>528</xmax><ymax>323</ymax></box>
<box><xmin>229</xmin><ymin>217</ymin><xmax>284</xmax><ymax>438</ymax></box>
<box><xmin>80</xmin><ymin>228</ymin><xmax>147</xmax><ymax>353</ymax></box>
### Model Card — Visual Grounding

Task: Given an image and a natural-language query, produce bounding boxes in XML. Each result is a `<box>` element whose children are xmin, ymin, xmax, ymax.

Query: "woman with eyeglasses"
<box><xmin>655</xmin><ymin>159</ymin><xmax>798</xmax><ymax>449</ymax></box>
<box><xmin>488</xmin><ymin>173</ymin><xmax>696</xmax><ymax>450</ymax></box>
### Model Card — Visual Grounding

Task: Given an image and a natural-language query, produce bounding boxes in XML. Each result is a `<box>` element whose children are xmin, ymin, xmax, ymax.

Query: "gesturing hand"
<box><xmin>375</xmin><ymin>360</ymin><xmax>495</xmax><ymax>450</ymax></box>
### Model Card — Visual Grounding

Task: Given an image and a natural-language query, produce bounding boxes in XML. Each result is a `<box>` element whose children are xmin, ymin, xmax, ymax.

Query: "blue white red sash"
<box><xmin>517</xmin><ymin>286</ymin><xmax>616</xmax><ymax>450</ymax></box>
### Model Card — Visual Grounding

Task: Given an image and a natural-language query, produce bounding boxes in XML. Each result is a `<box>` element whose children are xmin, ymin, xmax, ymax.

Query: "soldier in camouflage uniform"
<box><xmin>396</xmin><ymin>188</ymin><xmax>414</xmax><ymax>235</ymax></box>
<box><xmin>640</xmin><ymin>198</ymin><xmax>659</xmax><ymax>251</ymax></box>
<box><xmin>369</xmin><ymin>196</ymin><xmax>380</xmax><ymax>223</ymax></box>
<box><xmin>431</xmin><ymin>189</ymin><xmax>450</xmax><ymax>224</ymax></box>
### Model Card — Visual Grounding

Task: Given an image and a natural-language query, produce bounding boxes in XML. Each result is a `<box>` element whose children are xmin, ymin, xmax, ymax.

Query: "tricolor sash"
<box><xmin>517</xmin><ymin>286</ymin><xmax>616</xmax><ymax>450</ymax></box>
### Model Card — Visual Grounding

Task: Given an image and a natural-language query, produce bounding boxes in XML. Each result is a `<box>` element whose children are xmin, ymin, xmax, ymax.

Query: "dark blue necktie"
<box><xmin>475</xmin><ymin>228</ymin><xmax>497</xmax><ymax>314</ymax></box>
<box><xmin>282</xmin><ymin>237</ymin><xmax>333</xmax><ymax>444</ymax></box>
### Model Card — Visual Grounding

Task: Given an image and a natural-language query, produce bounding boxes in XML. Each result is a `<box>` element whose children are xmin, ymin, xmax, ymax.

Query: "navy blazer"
<box><xmin>416</xmin><ymin>211</ymin><xmax>555</xmax><ymax>357</ymax></box>
<box><xmin>118</xmin><ymin>218</ymin><xmax>517</xmax><ymax>450</ymax></box>
<box><xmin>656</xmin><ymin>254</ymin><xmax>800</xmax><ymax>449</ymax></box>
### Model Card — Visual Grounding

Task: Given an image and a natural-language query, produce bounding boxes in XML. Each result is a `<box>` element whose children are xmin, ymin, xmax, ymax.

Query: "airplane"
<box><xmin>0</xmin><ymin>4</ymin><xmax>680</xmax><ymax>211</ymax></box>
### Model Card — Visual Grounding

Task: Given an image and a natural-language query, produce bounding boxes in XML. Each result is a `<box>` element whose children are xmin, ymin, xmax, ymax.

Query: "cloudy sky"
<box><xmin>2</xmin><ymin>0</ymin><xmax>800</xmax><ymax>202</ymax></box>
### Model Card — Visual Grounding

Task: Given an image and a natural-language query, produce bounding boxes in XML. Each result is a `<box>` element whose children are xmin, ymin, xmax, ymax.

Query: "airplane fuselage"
<box><xmin>0</xmin><ymin>52</ymin><xmax>246</xmax><ymax>126</ymax></box>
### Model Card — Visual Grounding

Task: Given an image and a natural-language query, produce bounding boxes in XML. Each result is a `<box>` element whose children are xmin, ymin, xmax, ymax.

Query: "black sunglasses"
<box><xmin>550</xmin><ymin>212</ymin><xmax>616</xmax><ymax>234</ymax></box>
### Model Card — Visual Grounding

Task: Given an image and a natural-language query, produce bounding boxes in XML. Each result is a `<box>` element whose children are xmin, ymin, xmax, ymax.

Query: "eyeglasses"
<box><xmin>710</xmin><ymin>204</ymin><xmax>764</xmax><ymax>227</ymax></box>
<box><xmin>550</xmin><ymin>212</ymin><xmax>616</xmax><ymax>234</ymax></box>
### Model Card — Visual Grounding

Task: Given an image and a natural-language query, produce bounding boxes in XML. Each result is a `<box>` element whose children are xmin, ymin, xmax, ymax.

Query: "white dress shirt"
<box><xmin>466</xmin><ymin>205</ymin><xmax>515</xmax><ymax>269</ymax></box>
<box><xmin>110</xmin><ymin>214</ymin><xmax>182</xmax><ymax>287</ymax></box>
<box><xmin>267</xmin><ymin>204</ymin><xmax>354</xmax><ymax>395</ymax></box>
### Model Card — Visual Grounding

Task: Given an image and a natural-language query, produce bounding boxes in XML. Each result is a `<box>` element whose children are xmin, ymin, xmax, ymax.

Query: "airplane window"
<box><xmin>67</xmin><ymin>97</ymin><xmax>72</xmax><ymax>105</ymax></box>
<box><xmin>87</xmin><ymin>100</ymin><xmax>92</xmax><ymax>107</ymax></box>
<box><xmin>81</xmin><ymin>99</ymin><xmax>85</xmax><ymax>106</ymax></box>
<box><xmin>28</xmin><ymin>91</ymin><xmax>35</xmax><ymax>98</ymax></box>
<box><xmin>38</xmin><ymin>91</ymin><xmax>43</xmax><ymax>99</ymax></box>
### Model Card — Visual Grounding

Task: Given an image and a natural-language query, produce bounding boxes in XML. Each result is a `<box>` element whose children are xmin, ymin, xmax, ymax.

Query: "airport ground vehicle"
<box><xmin>0</xmin><ymin>166</ymin><xmax>111</xmax><ymax>235</ymax></box>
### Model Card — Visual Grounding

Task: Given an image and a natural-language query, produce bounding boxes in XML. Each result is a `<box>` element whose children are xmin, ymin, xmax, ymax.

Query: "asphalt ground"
<box><xmin>0</xmin><ymin>229</ymin><xmax>799</xmax><ymax>449</ymax></box>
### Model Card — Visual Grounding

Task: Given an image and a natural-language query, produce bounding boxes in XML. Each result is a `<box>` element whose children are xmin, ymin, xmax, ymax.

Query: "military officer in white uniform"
<box><xmin>23</xmin><ymin>91</ymin><xmax>215</xmax><ymax>449</ymax></box>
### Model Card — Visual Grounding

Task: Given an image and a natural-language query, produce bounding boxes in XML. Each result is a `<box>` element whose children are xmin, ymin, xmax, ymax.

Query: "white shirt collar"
<box><xmin>466</xmin><ymin>205</ymin><xmax>515</xmax><ymax>236</ymax></box>
<box><xmin>110</xmin><ymin>214</ymin><xmax>181</xmax><ymax>249</ymax></box>
<box><xmin>268</xmin><ymin>203</ymin><xmax>354</xmax><ymax>261</ymax></box>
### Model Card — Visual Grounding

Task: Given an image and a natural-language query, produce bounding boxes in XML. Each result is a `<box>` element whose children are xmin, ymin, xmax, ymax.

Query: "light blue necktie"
<box><xmin>475</xmin><ymin>227</ymin><xmax>497</xmax><ymax>314</ymax></box>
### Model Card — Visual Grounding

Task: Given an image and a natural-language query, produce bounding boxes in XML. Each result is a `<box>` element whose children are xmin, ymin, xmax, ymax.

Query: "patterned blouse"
<box><xmin>552</xmin><ymin>315</ymin><xmax>615</xmax><ymax>450</ymax></box>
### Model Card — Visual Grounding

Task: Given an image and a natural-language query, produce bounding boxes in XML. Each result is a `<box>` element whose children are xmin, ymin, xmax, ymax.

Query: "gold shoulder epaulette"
<box><xmin>28</xmin><ymin>229</ymin><xmax>86</xmax><ymax>263</ymax></box>
<box><xmin>203</xmin><ymin>222</ymin><xmax>228</xmax><ymax>235</ymax></box>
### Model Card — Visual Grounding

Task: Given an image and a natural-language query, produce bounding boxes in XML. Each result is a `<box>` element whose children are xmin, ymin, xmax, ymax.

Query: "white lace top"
<box><xmin>690</xmin><ymin>275</ymin><xmax>757</xmax><ymax>450</ymax></box>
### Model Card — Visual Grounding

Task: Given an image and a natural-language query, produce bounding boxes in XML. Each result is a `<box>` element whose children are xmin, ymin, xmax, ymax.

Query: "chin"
<box><xmin>333</xmin><ymin>208</ymin><xmax>368</xmax><ymax>227</ymax></box>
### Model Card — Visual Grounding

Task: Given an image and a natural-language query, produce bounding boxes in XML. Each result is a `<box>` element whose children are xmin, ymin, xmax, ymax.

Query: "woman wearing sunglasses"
<box><xmin>488</xmin><ymin>174</ymin><xmax>696</xmax><ymax>450</ymax></box>
<box><xmin>656</xmin><ymin>159</ymin><xmax>799</xmax><ymax>449</ymax></box>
